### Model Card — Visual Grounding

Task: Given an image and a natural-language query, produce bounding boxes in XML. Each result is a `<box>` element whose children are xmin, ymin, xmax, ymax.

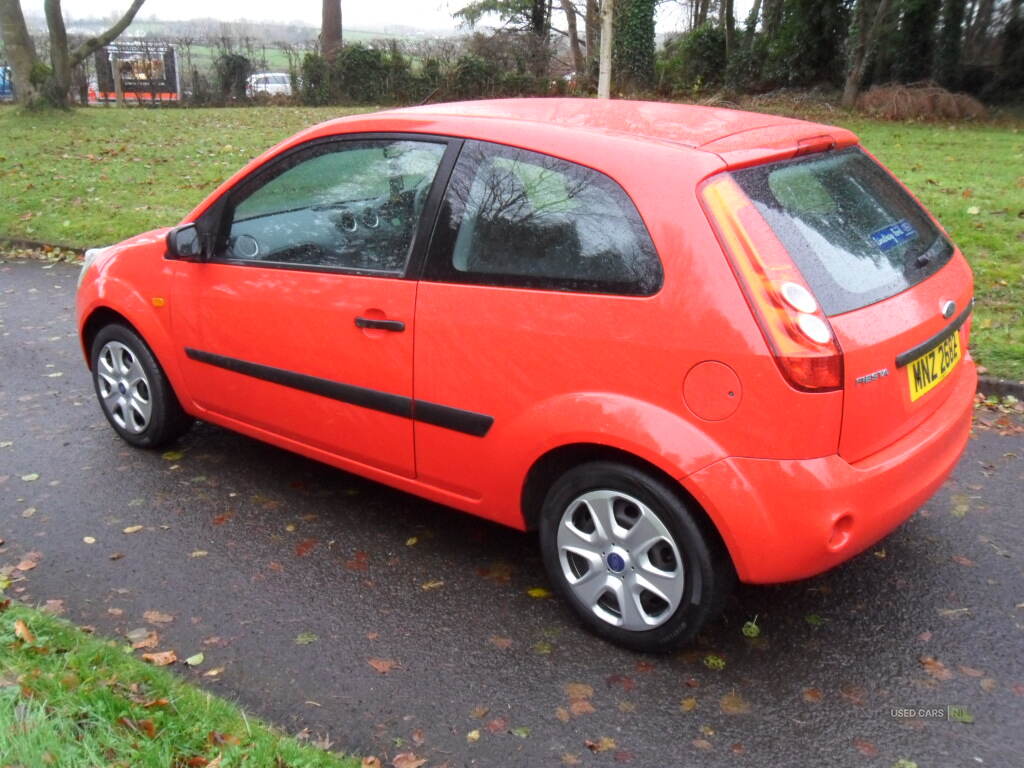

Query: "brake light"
<box><xmin>700</xmin><ymin>175</ymin><xmax>843</xmax><ymax>391</ymax></box>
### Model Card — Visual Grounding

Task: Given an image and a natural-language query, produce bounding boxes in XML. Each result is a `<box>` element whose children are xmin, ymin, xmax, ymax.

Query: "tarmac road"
<box><xmin>2</xmin><ymin>257</ymin><xmax>1022</xmax><ymax>767</ymax></box>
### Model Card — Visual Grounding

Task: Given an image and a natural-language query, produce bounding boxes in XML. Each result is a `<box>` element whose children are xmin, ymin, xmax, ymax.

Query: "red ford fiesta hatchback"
<box><xmin>76</xmin><ymin>99</ymin><xmax>976</xmax><ymax>651</ymax></box>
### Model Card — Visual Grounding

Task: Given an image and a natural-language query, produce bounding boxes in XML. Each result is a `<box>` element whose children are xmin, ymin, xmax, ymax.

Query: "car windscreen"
<box><xmin>731</xmin><ymin>148</ymin><xmax>953</xmax><ymax>316</ymax></box>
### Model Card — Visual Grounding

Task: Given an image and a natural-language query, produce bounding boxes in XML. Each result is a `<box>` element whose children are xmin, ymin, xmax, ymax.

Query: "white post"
<box><xmin>598</xmin><ymin>0</ymin><xmax>614</xmax><ymax>99</ymax></box>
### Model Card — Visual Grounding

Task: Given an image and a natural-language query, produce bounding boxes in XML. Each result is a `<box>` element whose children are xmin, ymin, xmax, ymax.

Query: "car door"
<box><xmin>172</xmin><ymin>136</ymin><xmax>451</xmax><ymax>478</ymax></box>
<box><xmin>413</xmin><ymin>139</ymin><xmax>664</xmax><ymax>501</ymax></box>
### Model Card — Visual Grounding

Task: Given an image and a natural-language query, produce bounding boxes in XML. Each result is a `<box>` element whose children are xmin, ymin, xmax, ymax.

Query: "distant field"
<box><xmin>0</xmin><ymin>104</ymin><xmax>1020</xmax><ymax>379</ymax></box>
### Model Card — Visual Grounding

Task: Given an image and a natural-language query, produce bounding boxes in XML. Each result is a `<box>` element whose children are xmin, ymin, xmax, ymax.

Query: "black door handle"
<box><xmin>355</xmin><ymin>316</ymin><xmax>405</xmax><ymax>332</ymax></box>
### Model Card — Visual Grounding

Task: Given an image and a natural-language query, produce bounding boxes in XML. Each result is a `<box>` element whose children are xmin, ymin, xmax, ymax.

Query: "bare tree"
<box><xmin>561</xmin><ymin>0</ymin><xmax>584</xmax><ymax>74</ymax></box>
<box><xmin>842</xmin><ymin>0</ymin><xmax>895</xmax><ymax>108</ymax></box>
<box><xmin>598</xmin><ymin>0</ymin><xmax>613</xmax><ymax>97</ymax></box>
<box><xmin>0</xmin><ymin>0</ymin><xmax>145</xmax><ymax>106</ymax></box>
<box><xmin>321</xmin><ymin>0</ymin><xmax>342</xmax><ymax>63</ymax></box>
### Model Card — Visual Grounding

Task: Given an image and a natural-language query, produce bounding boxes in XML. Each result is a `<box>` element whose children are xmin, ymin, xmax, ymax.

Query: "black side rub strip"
<box><xmin>184</xmin><ymin>348</ymin><xmax>493</xmax><ymax>437</ymax></box>
<box><xmin>895</xmin><ymin>300</ymin><xmax>973</xmax><ymax>369</ymax></box>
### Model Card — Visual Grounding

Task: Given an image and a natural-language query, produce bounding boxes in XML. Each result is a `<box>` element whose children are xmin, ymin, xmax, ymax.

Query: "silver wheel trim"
<box><xmin>95</xmin><ymin>340</ymin><xmax>152</xmax><ymax>434</ymax></box>
<box><xmin>557</xmin><ymin>489</ymin><xmax>685</xmax><ymax>631</ymax></box>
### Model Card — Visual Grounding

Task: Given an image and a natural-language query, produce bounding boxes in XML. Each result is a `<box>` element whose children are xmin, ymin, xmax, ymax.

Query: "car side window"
<box><xmin>221</xmin><ymin>139</ymin><xmax>446</xmax><ymax>274</ymax></box>
<box><xmin>424</xmin><ymin>140</ymin><xmax>662</xmax><ymax>295</ymax></box>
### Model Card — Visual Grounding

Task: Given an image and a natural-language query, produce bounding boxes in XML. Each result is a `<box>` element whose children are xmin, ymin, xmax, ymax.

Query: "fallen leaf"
<box><xmin>511</xmin><ymin>726</ymin><xmax>530</xmax><ymax>738</ymax></box>
<box><xmin>144</xmin><ymin>610</ymin><xmax>174</xmax><ymax>624</ymax></box>
<box><xmin>184</xmin><ymin>652</ymin><xmax>205</xmax><ymax>666</ymax></box>
<box><xmin>470</xmin><ymin>705</ymin><xmax>490</xmax><ymax>719</ymax></box>
<box><xmin>295</xmin><ymin>538</ymin><xmax>318</xmax><ymax>557</ymax></box>
<box><xmin>361</xmin><ymin>759</ymin><xmax>382</xmax><ymax>768</ymax></box>
<box><xmin>680</xmin><ymin>697</ymin><xmax>698</xmax><ymax>712</ymax></box>
<box><xmin>14</xmin><ymin>619</ymin><xmax>35</xmax><ymax>643</ymax></box>
<box><xmin>565</xmin><ymin>683</ymin><xmax>594</xmax><ymax>700</ymax></box>
<box><xmin>853</xmin><ymin>739</ymin><xmax>878</xmax><ymax>757</ymax></box>
<box><xmin>488</xmin><ymin>635</ymin><xmax>512</xmax><ymax>649</ymax></box>
<box><xmin>466</xmin><ymin>729</ymin><xmax>481</xmax><ymax>743</ymax></box>
<box><xmin>570</xmin><ymin>699</ymin><xmax>595</xmax><ymax>715</ymax></box>
<box><xmin>14</xmin><ymin>558</ymin><xmax>38</xmax><ymax>572</ymax></box>
<box><xmin>212</xmin><ymin>513</ymin><xmax>233</xmax><ymax>525</ymax></box>
<box><xmin>203</xmin><ymin>667</ymin><xmax>225</xmax><ymax>677</ymax></box>
<box><xmin>118</xmin><ymin>717</ymin><xmax>157</xmax><ymax>738</ymax></box>
<box><xmin>83</xmin><ymin>536</ymin><xmax>96</xmax><ymax>544</ymax></box>
<box><xmin>980</xmin><ymin>678</ymin><xmax>997</xmax><ymax>692</ymax></box>
<box><xmin>720</xmin><ymin>692</ymin><xmax>750</xmax><ymax>715</ymax></box>
<box><xmin>420</xmin><ymin>580</ymin><xmax>444</xmax><ymax>591</ymax></box>
<box><xmin>143</xmin><ymin>698</ymin><xmax>170</xmax><ymax>708</ymax></box>
<box><xmin>162</xmin><ymin>450</ymin><xmax>185</xmax><ymax>461</ymax></box>
<box><xmin>20</xmin><ymin>473</ymin><xmax>39</xmax><ymax>482</ymax></box>
<box><xmin>803</xmin><ymin>687</ymin><xmax>823</xmax><ymax>703</ymax></box>
<box><xmin>405</xmin><ymin>537</ymin><xmax>418</xmax><ymax>547</ymax></box>
<box><xmin>190</xmin><ymin>550</ymin><xmax>208</xmax><ymax>558</ymax></box>
<box><xmin>959</xmin><ymin>665</ymin><xmax>984</xmax><ymax>677</ymax></box>
<box><xmin>142</xmin><ymin>651</ymin><xmax>177</xmax><ymax>666</ymax></box>
<box><xmin>920</xmin><ymin>656</ymin><xmax>954</xmax><ymax>681</ymax></box>
<box><xmin>123</xmin><ymin>525</ymin><xmax>144</xmax><ymax>534</ymax></box>
<box><xmin>556</xmin><ymin>706</ymin><xmax>571</xmax><ymax>722</ymax></box>
<box><xmin>208</xmin><ymin>730</ymin><xmax>241</xmax><ymax>746</ymax></box>
<box><xmin>109</xmin><ymin>552</ymin><xmax>125</xmax><ymax>560</ymax></box>
<box><xmin>368</xmin><ymin>658</ymin><xmax>397</xmax><ymax>674</ymax></box>
<box><xmin>703</xmin><ymin>654</ymin><xmax>726</xmax><ymax>670</ymax></box>
<box><xmin>129</xmin><ymin>629</ymin><xmax>159</xmax><ymax>650</ymax></box>
<box><xmin>294</xmin><ymin>632</ymin><xmax>318</xmax><ymax>645</ymax></box>
<box><xmin>21</xmin><ymin>507</ymin><xmax>36</xmax><ymax>518</ymax></box>
<box><xmin>392</xmin><ymin>753</ymin><xmax>427</xmax><ymax>768</ymax></box>
<box><xmin>952</xmin><ymin>555</ymin><xmax>975</xmax><ymax>567</ymax></box>
<box><xmin>527</xmin><ymin>587</ymin><xmax>553</xmax><ymax>598</ymax></box>
<box><xmin>485</xmin><ymin>716</ymin><xmax>508</xmax><ymax>733</ymax></box>
<box><xmin>606</xmin><ymin>674</ymin><xmax>635</xmax><ymax>691</ymax></box>
<box><xmin>586</xmin><ymin>737</ymin><xmax>617</xmax><ymax>753</ymax></box>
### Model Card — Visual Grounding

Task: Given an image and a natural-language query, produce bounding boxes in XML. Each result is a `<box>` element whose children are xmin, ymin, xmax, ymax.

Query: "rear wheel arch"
<box><xmin>520</xmin><ymin>442</ymin><xmax>733</xmax><ymax>573</ymax></box>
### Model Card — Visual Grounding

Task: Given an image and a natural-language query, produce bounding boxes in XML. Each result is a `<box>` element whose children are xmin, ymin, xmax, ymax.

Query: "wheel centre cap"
<box><xmin>118</xmin><ymin>381</ymin><xmax>127</xmax><ymax>395</ymax></box>
<box><xmin>607</xmin><ymin>552</ymin><xmax>626</xmax><ymax>572</ymax></box>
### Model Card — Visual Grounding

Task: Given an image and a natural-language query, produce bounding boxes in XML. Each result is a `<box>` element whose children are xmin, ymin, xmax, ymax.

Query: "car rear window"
<box><xmin>731</xmin><ymin>148</ymin><xmax>953</xmax><ymax>316</ymax></box>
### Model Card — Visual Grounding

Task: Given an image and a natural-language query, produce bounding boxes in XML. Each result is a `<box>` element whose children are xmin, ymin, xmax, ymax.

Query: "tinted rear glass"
<box><xmin>732</xmin><ymin>148</ymin><xmax>952</xmax><ymax>315</ymax></box>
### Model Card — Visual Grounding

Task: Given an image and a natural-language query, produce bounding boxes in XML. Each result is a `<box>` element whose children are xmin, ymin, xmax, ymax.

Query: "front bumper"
<box><xmin>686</xmin><ymin>360</ymin><xmax>976</xmax><ymax>584</ymax></box>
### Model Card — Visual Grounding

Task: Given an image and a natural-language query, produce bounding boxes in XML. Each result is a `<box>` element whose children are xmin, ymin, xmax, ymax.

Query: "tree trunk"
<box><xmin>842</xmin><ymin>0</ymin><xmax>894</xmax><ymax>108</ymax></box>
<box><xmin>585</xmin><ymin>0</ymin><xmax>599</xmax><ymax>75</ymax></box>
<box><xmin>561</xmin><ymin>0</ymin><xmax>585</xmax><ymax>75</ymax></box>
<box><xmin>321</xmin><ymin>0</ymin><xmax>342</xmax><ymax>63</ymax></box>
<box><xmin>746</xmin><ymin>0</ymin><xmax>763</xmax><ymax>41</ymax></box>
<box><xmin>936</xmin><ymin>0</ymin><xmax>967</xmax><ymax>87</ymax></box>
<box><xmin>0</xmin><ymin>0</ymin><xmax>40</xmax><ymax>104</ymax></box>
<box><xmin>598</xmin><ymin>0</ymin><xmax>613</xmax><ymax>98</ymax></box>
<box><xmin>722</xmin><ymin>0</ymin><xmax>735</xmax><ymax>59</ymax></box>
<box><xmin>964</xmin><ymin>0</ymin><xmax>994</xmax><ymax>61</ymax></box>
<box><xmin>44</xmin><ymin>0</ymin><xmax>71</xmax><ymax>103</ymax></box>
<box><xmin>696</xmin><ymin>0</ymin><xmax>710</xmax><ymax>27</ymax></box>
<box><xmin>763</xmin><ymin>0</ymin><xmax>784</xmax><ymax>40</ymax></box>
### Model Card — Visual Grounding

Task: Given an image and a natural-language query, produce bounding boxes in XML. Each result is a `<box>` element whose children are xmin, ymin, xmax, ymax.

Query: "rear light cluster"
<box><xmin>701</xmin><ymin>175</ymin><xmax>843</xmax><ymax>391</ymax></box>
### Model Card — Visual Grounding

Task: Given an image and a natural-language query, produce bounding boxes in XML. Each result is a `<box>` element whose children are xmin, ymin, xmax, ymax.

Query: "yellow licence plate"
<box><xmin>908</xmin><ymin>330</ymin><xmax>962</xmax><ymax>401</ymax></box>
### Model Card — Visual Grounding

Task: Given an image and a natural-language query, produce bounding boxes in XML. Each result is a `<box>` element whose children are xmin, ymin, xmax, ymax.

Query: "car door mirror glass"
<box><xmin>167</xmin><ymin>224</ymin><xmax>203</xmax><ymax>260</ymax></box>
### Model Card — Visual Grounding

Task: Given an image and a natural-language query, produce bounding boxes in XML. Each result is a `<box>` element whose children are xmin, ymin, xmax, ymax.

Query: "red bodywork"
<box><xmin>76</xmin><ymin>99</ymin><xmax>976</xmax><ymax>584</ymax></box>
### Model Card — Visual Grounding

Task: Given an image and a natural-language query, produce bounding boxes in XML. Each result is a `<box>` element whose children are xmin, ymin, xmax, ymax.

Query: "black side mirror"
<box><xmin>166</xmin><ymin>224</ymin><xmax>205</xmax><ymax>261</ymax></box>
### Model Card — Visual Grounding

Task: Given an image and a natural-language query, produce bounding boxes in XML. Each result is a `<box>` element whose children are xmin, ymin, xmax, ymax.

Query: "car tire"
<box><xmin>90</xmin><ymin>323</ymin><xmax>193</xmax><ymax>449</ymax></box>
<box><xmin>538</xmin><ymin>461</ymin><xmax>734</xmax><ymax>652</ymax></box>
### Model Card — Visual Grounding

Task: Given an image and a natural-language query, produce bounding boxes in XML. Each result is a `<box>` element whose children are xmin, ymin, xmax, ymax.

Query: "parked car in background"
<box><xmin>75</xmin><ymin>99</ymin><xmax>976</xmax><ymax>652</ymax></box>
<box><xmin>246</xmin><ymin>72</ymin><xmax>292</xmax><ymax>97</ymax></box>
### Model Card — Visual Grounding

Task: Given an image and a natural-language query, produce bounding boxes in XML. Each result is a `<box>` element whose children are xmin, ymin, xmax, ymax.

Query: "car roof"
<box><xmin>365</xmin><ymin>98</ymin><xmax>836</xmax><ymax>151</ymax></box>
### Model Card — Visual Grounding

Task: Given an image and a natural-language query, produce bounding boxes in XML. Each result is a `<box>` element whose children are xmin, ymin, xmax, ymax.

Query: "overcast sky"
<box><xmin>21</xmin><ymin>1</ymin><xmax>752</xmax><ymax>34</ymax></box>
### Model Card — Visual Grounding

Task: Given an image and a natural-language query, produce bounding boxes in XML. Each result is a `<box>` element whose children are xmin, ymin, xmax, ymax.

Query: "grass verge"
<box><xmin>0</xmin><ymin>104</ymin><xmax>1021</xmax><ymax>379</ymax></box>
<box><xmin>0</xmin><ymin>600</ymin><xmax>358</xmax><ymax>768</ymax></box>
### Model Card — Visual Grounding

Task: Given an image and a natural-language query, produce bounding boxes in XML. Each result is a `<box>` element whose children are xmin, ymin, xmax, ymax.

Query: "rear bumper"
<box><xmin>686</xmin><ymin>360</ymin><xmax>976</xmax><ymax>584</ymax></box>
